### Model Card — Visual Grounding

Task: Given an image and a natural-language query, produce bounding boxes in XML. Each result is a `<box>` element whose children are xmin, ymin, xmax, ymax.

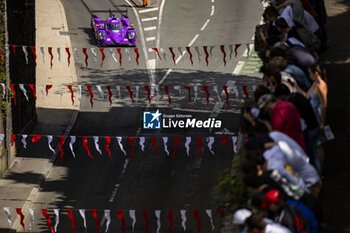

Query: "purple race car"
<box><xmin>91</xmin><ymin>12</ymin><xmax>136</xmax><ymax>47</ymax></box>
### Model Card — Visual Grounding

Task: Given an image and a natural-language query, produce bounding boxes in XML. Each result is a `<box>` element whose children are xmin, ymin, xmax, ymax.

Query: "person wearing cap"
<box><xmin>245</xmin><ymin>212</ymin><xmax>292</xmax><ymax>233</ymax></box>
<box><xmin>233</xmin><ymin>209</ymin><xmax>252</xmax><ymax>233</ymax></box>
<box><xmin>261</xmin><ymin>189</ymin><xmax>310</xmax><ymax>233</ymax></box>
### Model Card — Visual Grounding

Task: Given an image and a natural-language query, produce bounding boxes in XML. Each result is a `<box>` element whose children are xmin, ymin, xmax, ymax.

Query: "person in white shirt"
<box><xmin>245</xmin><ymin>212</ymin><xmax>292</xmax><ymax>233</ymax></box>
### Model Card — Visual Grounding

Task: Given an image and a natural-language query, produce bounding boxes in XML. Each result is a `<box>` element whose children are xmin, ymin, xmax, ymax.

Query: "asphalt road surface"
<box><xmin>28</xmin><ymin>0</ymin><xmax>263</xmax><ymax>232</ymax></box>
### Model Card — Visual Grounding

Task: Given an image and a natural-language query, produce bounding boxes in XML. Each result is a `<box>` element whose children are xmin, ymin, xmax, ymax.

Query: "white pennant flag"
<box><xmin>129</xmin><ymin>210</ymin><xmax>136</xmax><ymax>232</ymax></box>
<box><xmin>232</xmin><ymin>136</ymin><xmax>238</xmax><ymax>153</ymax></box>
<box><xmin>177</xmin><ymin>47</ymin><xmax>183</xmax><ymax>56</ymax></box>
<box><xmin>47</xmin><ymin>135</ymin><xmax>55</xmax><ymax>154</ymax></box>
<box><xmin>3</xmin><ymin>207</ymin><xmax>12</xmax><ymax>227</ymax></box>
<box><xmin>173</xmin><ymin>85</ymin><xmax>181</xmax><ymax>95</ymax></box>
<box><xmin>180</xmin><ymin>210</ymin><xmax>187</xmax><ymax>232</ymax></box>
<box><xmin>116</xmin><ymin>86</ymin><xmax>121</xmax><ymax>99</ymax></box>
<box><xmin>229</xmin><ymin>44</ymin><xmax>234</xmax><ymax>60</ymax></box>
<box><xmin>22</xmin><ymin>46</ymin><xmax>29</xmax><ymax>64</ymax></box>
<box><xmin>54</xmin><ymin>209</ymin><xmax>60</xmax><ymax>232</ymax></box>
<box><xmin>208</xmin><ymin>136</ymin><xmax>215</xmax><ymax>155</ymax></box>
<box><xmin>246</xmin><ymin>43</ymin><xmax>251</xmax><ymax>57</ymax></box>
<box><xmin>57</xmin><ymin>47</ymin><xmax>61</xmax><ymax>63</ymax></box>
<box><xmin>21</xmin><ymin>134</ymin><xmax>28</xmax><ymax>149</ymax></box>
<box><xmin>29</xmin><ymin>208</ymin><xmax>34</xmax><ymax>231</ymax></box>
<box><xmin>74</xmin><ymin>48</ymin><xmax>79</xmax><ymax>62</ymax></box>
<box><xmin>78</xmin><ymin>85</ymin><xmax>82</xmax><ymax>101</ymax></box>
<box><xmin>135</xmin><ymin>86</ymin><xmax>140</xmax><ymax>102</ymax></box>
<box><xmin>91</xmin><ymin>48</ymin><xmax>97</xmax><ymax>62</ymax></box>
<box><xmin>5</xmin><ymin>45</ymin><xmax>10</xmax><ymax>60</ymax></box>
<box><xmin>194</xmin><ymin>46</ymin><xmax>201</xmax><ymax>63</ymax></box>
<box><xmin>205</xmin><ymin>209</ymin><xmax>215</xmax><ymax>231</ymax></box>
<box><xmin>252</xmin><ymin>85</ymin><xmax>257</xmax><ymax>92</ymax></box>
<box><xmin>40</xmin><ymin>46</ymin><xmax>45</xmax><ymax>63</ymax></box>
<box><xmin>69</xmin><ymin>136</ymin><xmax>76</xmax><ymax>158</ymax></box>
<box><xmin>209</xmin><ymin>45</ymin><xmax>216</xmax><ymax>56</ymax></box>
<box><xmin>185</xmin><ymin>137</ymin><xmax>191</xmax><ymax>156</ymax></box>
<box><xmin>58</xmin><ymin>85</ymin><xmax>63</xmax><ymax>101</ymax></box>
<box><xmin>193</xmin><ymin>86</ymin><xmax>198</xmax><ymax>102</ymax></box>
<box><xmin>139</xmin><ymin>137</ymin><xmax>145</xmax><ymax>151</ymax></box>
<box><xmin>160</xmin><ymin>48</ymin><xmax>167</xmax><ymax>61</ymax></box>
<box><xmin>117</xmin><ymin>137</ymin><xmax>127</xmax><ymax>156</ymax></box>
<box><xmin>125</xmin><ymin>48</ymin><xmax>131</xmax><ymax>63</ymax></box>
<box><xmin>19</xmin><ymin>84</ymin><xmax>29</xmax><ymax>101</ymax></box>
<box><xmin>96</xmin><ymin>85</ymin><xmax>104</xmax><ymax>99</ymax></box>
<box><xmin>143</xmin><ymin>47</ymin><xmax>149</xmax><ymax>60</ymax></box>
<box><xmin>104</xmin><ymin>210</ymin><xmax>111</xmax><ymax>233</ymax></box>
<box><xmin>79</xmin><ymin>209</ymin><xmax>87</xmax><ymax>233</ymax></box>
<box><xmin>162</xmin><ymin>137</ymin><xmax>169</xmax><ymax>156</ymax></box>
<box><xmin>94</xmin><ymin>136</ymin><xmax>102</xmax><ymax>155</ymax></box>
<box><xmin>213</xmin><ymin>86</ymin><xmax>222</xmax><ymax>102</ymax></box>
<box><xmin>0</xmin><ymin>134</ymin><xmax>5</xmax><ymax>146</ymax></box>
<box><xmin>39</xmin><ymin>84</ymin><xmax>45</xmax><ymax>100</ymax></box>
<box><xmin>152</xmin><ymin>86</ymin><xmax>160</xmax><ymax>101</ymax></box>
<box><xmin>233</xmin><ymin>86</ymin><xmax>239</xmax><ymax>99</ymax></box>
<box><xmin>155</xmin><ymin>210</ymin><xmax>161</xmax><ymax>233</ymax></box>
<box><xmin>109</xmin><ymin>48</ymin><xmax>118</xmax><ymax>63</ymax></box>
<box><xmin>0</xmin><ymin>83</ymin><xmax>5</xmax><ymax>98</ymax></box>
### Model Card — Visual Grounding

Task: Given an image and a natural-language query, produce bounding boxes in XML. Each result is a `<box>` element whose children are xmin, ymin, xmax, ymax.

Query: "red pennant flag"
<box><xmin>126</xmin><ymin>86</ymin><xmax>134</xmax><ymax>103</ymax></box>
<box><xmin>234</xmin><ymin>43</ymin><xmax>241</xmax><ymax>57</ymax></box>
<box><xmin>106</xmin><ymin>85</ymin><xmax>113</xmax><ymax>105</ymax></box>
<box><xmin>223</xmin><ymin>85</ymin><xmax>230</xmax><ymax>107</ymax></box>
<box><xmin>193</xmin><ymin>210</ymin><xmax>202</xmax><ymax>233</ymax></box>
<box><xmin>29</xmin><ymin>84</ymin><xmax>37</xmax><ymax>101</ymax></box>
<box><xmin>197</xmin><ymin>137</ymin><xmax>203</xmax><ymax>158</ymax></box>
<box><xmin>67</xmin><ymin>85</ymin><xmax>74</xmax><ymax>105</ymax></box>
<box><xmin>12</xmin><ymin>45</ymin><xmax>18</xmax><ymax>55</ymax></box>
<box><xmin>82</xmin><ymin>48</ymin><xmax>88</xmax><ymax>68</ymax></box>
<box><xmin>10</xmin><ymin>134</ymin><xmax>16</xmax><ymax>147</ymax></box>
<box><xmin>203</xmin><ymin>86</ymin><xmax>210</xmax><ymax>104</ymax></box>
<box><xmin>99</xmin><ymin>48</ymin><xmax>105</xmax><ymax>67</ymax></box>
<box><xmin>242</xmin><ymin>85</ymin><xmax>249</xmax><ymax>98</ymax></box>
<box><xmin>219</xmin><ymin>209</ymin><xmax>225</xmax><ymax>217</ymax></box>
<box><xmin>128</xmin><ymin>137</ymin><xmax>135</xmax><ymax>159</ymax></box>
<box><xmin>134</xmin><ymin>48</ymin><xmax>140</xmax><ymax>66</ymax></box>
<box><xmin>10</xmin><ymin>84</ymin><xmax>16</xmax><ymax>105</ymax></box>
<box><xmin>152</xmin><ymin>48</ymin><xmax>162</xmax><ymax>60</ymax></box>
<box><xmin>104</xmin><ymin>137</ymin><xmax>111</xmax><ymax>158</ymax></box>
<box><xmin>172</xmin><ymin>136</ymin><xmax>180</xmax><ymax>160</ymax></box>
<box><xmin>144</xmin><ymin>86</ymin><xmax>151</xmax><ymax>104</ymax></box>
<box><xmin>59</xmin><ymin>136</ymin><xmax>65</xmax><ymax>161</ymax></box>
<box><xmin>82</xmin><ymin>136</ymin><xmax>93</xmax><ymax>158</ymax></box>
<box><xmin>30</xmin><ymin>46</ymin><xmax>37</xmax><ymax>67</ymax></box>
<box><xmin>186</xmin><ymin>47</ymin><xmax>193</xmax><ymax>65</ymax></box>
<box><xmin>87</xmin><ymin>85</ymin><xmax>94</xmax><ymax>107</ymax></box>
<box><xmin>220</xmin><ymin>45</ymin><xmax>227</xmax><ymax>66</ymax></box>
<box><xmin>143</xmin><ymin>210</ymin><xmax>150</xmax><ymax>233</ymax></box>
<box><xmin>117</xmin><ymin>48</ymin><xmax>122</xmax><ymax>66</ymax></box>
<box><xmin>184</xmin><ymin>86</ymin><xmax>192</xmax><ymax>102</ymax></box>
<box><xmin>32</xmin><ymin>135</ymin><xmax>42</xmax><ymax>143</ymax></box>
<box><xmin>164</xmin><ymin>86</ymin><xmax>172</xmax><ymax>105</ymax></box>
<box><xmin>46</xmin><ymin>84</ymin><xmax>53</xmax><ymax>96</ymax></box>
<box><xmin>65</xmin><ymin>47</ymin><xmax>71</xmax><ymax>66</ymax></box>
<box><xmin>169</xmin><ymin>47</ymin><xmax>176</xmax><ymax>65</ymax></box>
<box><xmin>203</xmin><ymin>46</ymin><xmax>209</xmax><ymax>66</ymax></box>
<box><xmin>41</xmin><ymin>209</ymin><xmax>54</xmax><ymax>233</ymax></box>
<box><xmin>152</xmin><ymin>137</ymin><xmax>159</xmax><ymax>156</ymax></box>
<box><xmin>48</xmin><ymin>47</ymin><xmax>54</xmax><ymax>69</ymax></box>
<box><xmin>117</xmin><ymin>210</ymin><xmax>126</xmax><ymax>233</ymax></box>
<box><xmin>168</xmin><ymin>210</ymin><xmax>174</xmax><ymax>233</ymax></box>
<box><xmin>66</xmin><ymin>209</ymin><xmax>76</xmax><ymax>233</ymax></box>
<box><xmin>16</xmin><ymin>208</ymin><xmax>25</xmax><ymax>231</ymax></box>
<box><xmin>91</xmin><ymin>209</ymin><xmax>101</xmax><ymax>233</ymax></box>
<box><xmin>221</xmin><ymin>136</ymin><xmax>229</xmax><ymax>146</ymax></box>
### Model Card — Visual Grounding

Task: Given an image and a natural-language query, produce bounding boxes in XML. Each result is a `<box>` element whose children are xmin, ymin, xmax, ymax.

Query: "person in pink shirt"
<box><xmin>257</xmin><ymin>94</ymin><xmax>306</xmax><ymax>151</ymax></box>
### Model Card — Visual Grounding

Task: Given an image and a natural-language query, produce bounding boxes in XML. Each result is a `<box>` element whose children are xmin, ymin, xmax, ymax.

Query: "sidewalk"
<box><xmin>0</xmin><ymin>0</ymin><xmax>79</xmax><ymax>230</ymax></box>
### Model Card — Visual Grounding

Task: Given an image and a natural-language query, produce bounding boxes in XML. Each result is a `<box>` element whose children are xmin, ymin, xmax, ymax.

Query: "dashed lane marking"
<box><xmin>210</xmin><ymin>5</ymin><xmax>215</xmax><ymax>16</ymax></box>
<box><xmin>189</xmin><ymin>34</ymin><xmax>199</xmax><ymax>46</ymax></box>
<box><xmin>139</xmin><ymin>7</ymin><xmax>159</xmax><ymax>13</ymax></box>
<box><xmin>141</xmin><ymin>17</ymin><xmax>157</xmax><ymax>22</ymax></box>
<box><xmin>144</xmin><ymin>26</ymin><xmax>157</xmax><ymax>31</ymax></box>
<box><xmin>200</xmin><ymin>19</ymin><xmax>210</xmax><ymax>31</ymax></box>
<box><xmin>232</xmin><ymin>61</ymin><xmax>245</xmax><ymax>75</ymax></box>
<box><xmin>146</xmin><ymin>36</ymin><xmax>156</xmax><ymax>41</ymax></box>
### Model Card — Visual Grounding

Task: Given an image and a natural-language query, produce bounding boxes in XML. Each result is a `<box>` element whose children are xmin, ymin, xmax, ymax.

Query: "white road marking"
<box><xmin>211</xmin><ymin>0</ymin><xmax>215</xmax><ymax>2</ymax></box>
<box><xmin>141</xmin><ymin>17</ymin><xmax>157</xmax><ymax>22</ymax></box>
<box><xmin>146</xmin><ymin>36</ymin><xmax>156</xmax><ymax>41</ymax></box>
<box><xmin>148</xmin><ymin>59</ymin><xmax>156</xmax><ymax>70</ymax></box>
<box><xmin>232</xmin><ymin>61</ymin><xmax>245</xmax><ymax>75</ymax></box>
<box><xmin>242</xmin><ymin>44</ymin><xmax>254</xmax><ymax>57</ymax></box>
<box><xmin>251</xmin><ymin>34</ymin><xmax>255</xmax><ymax>40</ymax></box>
<box><xmin>210</xmin><ymin>5</ymin><xmax>215</xmax><ymax>16</ymax></box>
<box><xmin>148</xmin><ymin>48</ymin><xmax>154</xmax><ymax>52</ymax></box>
<box><xmin>189</xmin><ymin>34</ymin><xmax>199</xmax><ymax>46</ymax></box>
<box><xmin>200</xmin><ymin>19</ymin><xmax>210</xmax><ymax>31</ymax></box>
<box><xmin>144</xmin><ymin>26</ymin><xmax>157</xmax><ymax>31</ymax></box>
<box><xmin>139</xmin><ymin>7</ymin><xmax>159</xmax><ymax>13</ymax></box>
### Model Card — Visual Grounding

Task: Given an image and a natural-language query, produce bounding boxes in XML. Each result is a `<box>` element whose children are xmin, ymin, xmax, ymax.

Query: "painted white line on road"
<box><xmin>210</xmin><ymin>5</ymin><xmax>215</xmax><ymax>16</ymax></box>
<box><xmin>211</xmin><ymin>0</ymin><xmax>215</xmax><ymax>2</ymax></box>
<box><xmin>141</xmin><ymin>17</ymin><xmax>157</xmax><ymax>22</ymax></box>
<box><xmin>139</xmin><ymin>7</ymin><xmax>159</xmax><ymax>13</ymax></box>
<box><xmin>200</xmin><ymin>19</ymin><xmax>210</xmax><ymax>31</ymax></box>
<box><xmin>232</xmin><ymin>61</ymin><xmax>245</xmax><ymax>75</ymax></box>
<box><xmin>148</xmin><ymin>48</ymin><xmax>154</xmax><ymax>52</ymax></box>
<box><xmin>144</xmin><ymin>26</ymin><xmax>157</xmax><ymax>31</ymax></box>
<box><xmin>148</xmin><ymin>59</ymin><xmax>156</xmax><ymax>70</ymax></box>
<box><xmin>146</xmin><ymin>36</ymin><xmax>156</xmax><ymax>41</ymax></box>
<box><xmin>242</xmin><ymin>44</ymin><xmax>254</xmax><ymax>57</ymax></box>
<box><xmin>189</xmin><ymin>34</ymin><xmax>199</xmax><ymax>46</ymax></box>
<box><xmin>109</xmin><ymin>184</ymin><xmax>120</xmax><ymax>202</ymax></box>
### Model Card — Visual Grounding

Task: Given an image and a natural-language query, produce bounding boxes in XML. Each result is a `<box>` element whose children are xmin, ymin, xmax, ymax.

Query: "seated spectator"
<box><xmin>233</xmin><ymin>209</ymin><xmax>252</xmax><ymax>233</ymax></box>
<box><xmin>275</xmin><ymin>18</ymin><xmax>306</xmax><ymax>48</ymax></box>
<box><xmin>245</xmin><ymin>212</ymin><xmax>292</xmax><ymax>233</ymax></box>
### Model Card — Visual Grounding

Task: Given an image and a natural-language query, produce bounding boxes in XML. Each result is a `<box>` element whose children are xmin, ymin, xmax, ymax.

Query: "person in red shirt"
<box><xmin>258</xmin><ymin>94</ymin><xmax>306</xmax><ymax>151</ymax></box>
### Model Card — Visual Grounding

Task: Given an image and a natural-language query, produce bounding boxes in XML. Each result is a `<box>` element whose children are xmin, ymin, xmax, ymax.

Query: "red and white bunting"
<box><xmin>180</xmin><ymin>210</ymin><xmax>187</xmax><ymax>232</ymax></box>
<box><xmin>79</xmin><ymin>209</ymin><xmax>87</xmax><ymax>231</ymax></box>
<box><xmin>162</xmin><ymin>137</ymin><xmax>169</xmax><ymax>156</ymax></box>
<box><xmin>117</xmin><ymin>210</ymin><xmax>126</xmax><ymax>233</ymax></box>
<box><xmin>117</xmin><ymin>136</ymin><xmax>126</xmax><ymax>156</ymax></box>
<box><xmin>139</xmin><ymin>137</ymin><xmax>145</xmax><ymax>151</ymax></box>
<box><xmin>91</xmin><ymin>48</ymin><xmax>97</xmax><ymax>62</ymax></box>
<box><xmin>41</xmin><ymin>209</ymin><xmax>54</xmax><ymax>233</ymax></box>
<box><xmin>47</xmin><ymin>135</ymin><xmax>55</xmax><ymax>154</ymax></box>
<box><xmin>185</xmin><ymin>137</ymin><xmax>191</xmax><ymax>156</ymax></box>
<box><xmin>104</xmin><ymin>210</ymin><xmax>111</xmax><ymax>233</ymax></box>
<box><xmin>205</xmin><ymin>209</ymin><xmax>215</xmax><ymax>231</ymax></box>
<box><xmin>57</xmin><ymin>48</ymin><xmax>61</xmax><ymax>63</ymax></box>
<box><xmin>208</xmin><ymin>136</ymin><xmax>215</xmax><ymax>155</ymax></box>
<box><xmin>53</xmin><ymin>209</ymin><xmax>60</xmax><ymax>233</ymax></box>
<box><xmin>22</xmin><ymin>134</ymin><xmax>28</xmax><ymax>149</ymax></box>
<box><xmin>129</xmin><ymin>210</ymin><xmax>136</xmax><ymax>232</ymax></box>
<box><xmin>155</xmin><ymin>210</ymin><xmax>161</xmax><ymax>233</ymax></box>
<box><xmin>3</xmin><ymin>207</ymin><xmax>12</xmax><ymax>228</ymax></box>
<box><xmin>29</xmin><ymin>208</ymin><xmax>35</xmax><ymax>231</ymax></box>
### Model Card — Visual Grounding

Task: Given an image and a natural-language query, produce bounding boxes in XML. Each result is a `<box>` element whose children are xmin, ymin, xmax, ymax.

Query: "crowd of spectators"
<box><xmin>233</xmin><ymin>0</ymin><xmax>328</xmax><ymax>232</ymax></box>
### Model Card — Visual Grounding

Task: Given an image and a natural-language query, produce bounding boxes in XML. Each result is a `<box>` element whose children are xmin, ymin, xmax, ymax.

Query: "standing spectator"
<box><xmin>245</xmin><ymin>212</ymin><xmax>292</xmax><ymax>233</ymax></box>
